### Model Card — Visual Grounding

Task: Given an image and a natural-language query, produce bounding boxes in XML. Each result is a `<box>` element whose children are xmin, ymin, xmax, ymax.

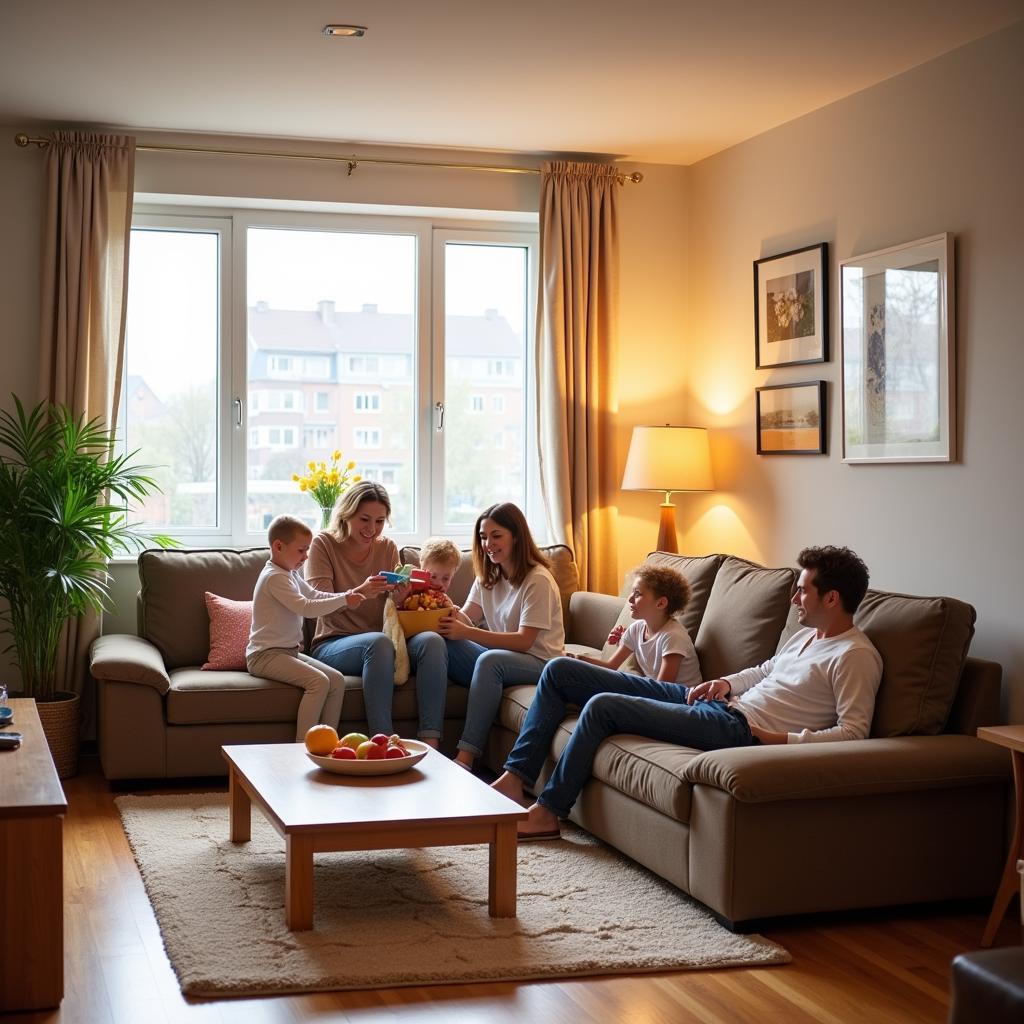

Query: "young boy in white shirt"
<box><xmin>570</xmin><ymin>565</ymin><xmax>701</xmax><ymax>687</ymax></box>
<box><xmin>247</xmin><ymin>515</ymin><xmax>366</xmax><ymax>740</ymax></box>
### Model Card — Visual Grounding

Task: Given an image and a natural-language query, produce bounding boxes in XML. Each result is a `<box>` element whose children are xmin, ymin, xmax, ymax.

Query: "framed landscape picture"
<box><xmin>754</xmin><ymin>242</ymin><xmax>829</xmax><ymax>368</ymax></box>
<box><xmin>756</xmin><ymin>380</ymin><xmax>827</xmax><ymax>455</ymax></box>
<box><xmin>840</xmin><ymin>233</ymin><xmax>955</xmax><ymax>463</ymax></box>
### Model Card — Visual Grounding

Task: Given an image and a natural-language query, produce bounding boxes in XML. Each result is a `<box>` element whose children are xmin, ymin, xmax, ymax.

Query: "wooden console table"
<box><xmin>0</xmin><ymin>698</ymin><xmax>67</xmax><ymax>1010</ymax></box>
<box><xmin>978</xmin><ymin>724</ymin><xmax>1024</xmax><ymax>947</ymax></box>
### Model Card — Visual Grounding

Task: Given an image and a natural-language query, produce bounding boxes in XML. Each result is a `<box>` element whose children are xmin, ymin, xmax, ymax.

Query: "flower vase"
<box><xmin>319</xmin><ymin>505</ymin><xmax>334</xmax><ymax>530</ymax></box>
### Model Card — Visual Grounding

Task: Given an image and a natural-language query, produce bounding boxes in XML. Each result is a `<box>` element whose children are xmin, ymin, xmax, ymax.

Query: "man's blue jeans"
<box><xmin>505</xmin><ymin>656</ymin><xmax>757</xmax><ymax>818</ymax></box>
<box><xmin>312</xmin><ymin>631</ymin><xmax>448</xmax><ymax>739</ymax></box>
<box><xmin>445</xmin><ymin>639</ymin><xmax>546</xmax><ymax>755</ymax></box>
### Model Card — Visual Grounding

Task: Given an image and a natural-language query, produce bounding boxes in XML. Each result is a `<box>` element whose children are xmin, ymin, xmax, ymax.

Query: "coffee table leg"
<box><xmin>488</xmin><ymin>821</ymin><xmax>517</xmax><ymax>918</ymax></box>
<box><xmin>982</xmin><ymin>748</ymin><xmax>1024</xmax><ymax>946</ymax></box>
<box><xmin>285</xmin><ymin>833</ymin><xmax>315</xmax><ymax>931</ymax></box>
<box><xmin>228</xmin><ymin>766</ymin><xmax>251</xmax><ymax>843</ymax></box>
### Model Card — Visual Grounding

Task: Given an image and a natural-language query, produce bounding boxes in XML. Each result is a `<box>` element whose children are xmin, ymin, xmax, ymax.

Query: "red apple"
<box><xmin>385</xmin><ymin>746</ymin><xmax>408</xmax><ymax>759</ymax></box>
<box><xmin>370</xmin><ymin>733</ymin><xmax>390</xmax><ymax>747</ymax></box>
<box><xmin>331</xmin><ymin>746</ymin><xmax>357</xmax><ymax>760</ymax></box>
<box><xmin>357</xmin><ymin>739</ymin><xmax>387</xmax><ymax>760</ymax></box>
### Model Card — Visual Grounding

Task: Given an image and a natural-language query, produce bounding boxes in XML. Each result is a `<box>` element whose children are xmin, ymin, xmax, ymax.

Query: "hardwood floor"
<box><xmin>9</xmin><ymin>756</ymin><xmax>1020</xmax><ymax>1024</ymax></box>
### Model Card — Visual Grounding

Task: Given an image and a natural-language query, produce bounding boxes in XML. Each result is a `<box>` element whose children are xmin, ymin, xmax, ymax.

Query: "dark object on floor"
<box><xmin>950</xmin><ymin>946</ymin><xmax>1024</xmax><ymax>1023</ymax></box>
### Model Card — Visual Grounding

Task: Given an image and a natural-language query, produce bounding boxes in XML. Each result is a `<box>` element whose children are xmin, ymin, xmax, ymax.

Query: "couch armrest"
<box><xmin>90</xmin><ymin>634</ymin><xmax>171</xmax><ymax>695</ymax></box>
<box><xmin>567</xmin><ymin>591</ymin><xmax>622</xmax><ymax>650</ymax></box>
<box><xmin>683</xmin><ymin>734</ymin><xmax>1011</xmax><ymax>803</ymax></box>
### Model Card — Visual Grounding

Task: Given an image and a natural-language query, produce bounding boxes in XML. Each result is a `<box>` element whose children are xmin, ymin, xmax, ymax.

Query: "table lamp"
<box><xmin>621</xmin><ymin>425</ymin><xmax>714</xmax><ymax>553</ymax></box>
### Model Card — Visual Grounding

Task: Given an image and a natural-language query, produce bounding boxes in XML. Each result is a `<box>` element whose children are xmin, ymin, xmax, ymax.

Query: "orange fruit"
<box><xmin>304</xmin><ymin>724</ymin><xmax>340</xmax><ymax>755</ymax></box>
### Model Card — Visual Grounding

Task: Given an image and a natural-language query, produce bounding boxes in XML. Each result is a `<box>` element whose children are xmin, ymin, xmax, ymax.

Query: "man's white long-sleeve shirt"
<box><xmin>724</xmin><ymin>626</ymin><xmax>882</xmax><ymax>743</ymax></box>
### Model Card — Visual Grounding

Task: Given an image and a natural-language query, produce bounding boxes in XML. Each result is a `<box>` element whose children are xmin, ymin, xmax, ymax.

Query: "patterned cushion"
<box><xmin>202</xmin><ymin>592</ymin><xmax>253</xmax><ymax>671</ymax></box>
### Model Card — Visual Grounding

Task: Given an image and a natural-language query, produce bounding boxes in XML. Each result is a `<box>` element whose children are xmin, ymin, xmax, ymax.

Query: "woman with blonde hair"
<box><xmin>438</xmin><ymin>502</ymin><xmax>564</xmax><ymax>769</ymax></box>
<box><xmin>306</xmin><ymin>481</ymin><xmax>447</xmax><ymax>746</ymax></box>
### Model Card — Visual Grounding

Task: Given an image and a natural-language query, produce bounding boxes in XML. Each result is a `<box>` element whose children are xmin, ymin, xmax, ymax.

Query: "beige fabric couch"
<box><xmin>90</xmin><ymin>547</ymin><xmax>1010</xmax><ymax>927</ymax></box>
<box><xmin>484</xmin><ymin>552</ymin><xmax>1011</xmax><ymax>927</ymax></box>
<box><xmin>89</xmin><ymin>545</ymin><xmax>579</xmax><ymax>780</ymax></box>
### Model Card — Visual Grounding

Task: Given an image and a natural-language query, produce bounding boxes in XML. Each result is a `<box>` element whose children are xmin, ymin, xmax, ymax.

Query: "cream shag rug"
<box><xmin>116</xmin><ymin>793</ymin><xmax>789</xmax><ymax>998</ymax></box>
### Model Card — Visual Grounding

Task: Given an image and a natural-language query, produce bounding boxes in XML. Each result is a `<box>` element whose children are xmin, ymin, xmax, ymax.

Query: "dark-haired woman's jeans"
<box><xmin>504</xmin><ymin>656</ymin><xmax>757</xmax><ymax>818</ymax></box>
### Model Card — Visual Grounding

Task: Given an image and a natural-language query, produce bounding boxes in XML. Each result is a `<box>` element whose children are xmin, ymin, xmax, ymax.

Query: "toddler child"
<box><xmin>418</xmin><ymin>536</ymin><xmax>462</xmax><ymax>598</ymax></box>
<box><xmin>247</xmin><ymin>514</ymin><xmax>366</xmax><ymax>740</ymax></box>
<box><xmin>570</xmin><ymin>565</ymin><xmax>701</xmax><ymax>686</ymax></box>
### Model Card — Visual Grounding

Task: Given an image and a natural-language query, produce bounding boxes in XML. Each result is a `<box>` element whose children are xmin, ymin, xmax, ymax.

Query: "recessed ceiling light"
<box><xmin>323</xmin><ymin>24</ymin><xmax>366</xmax><ymax>38</ymax></box>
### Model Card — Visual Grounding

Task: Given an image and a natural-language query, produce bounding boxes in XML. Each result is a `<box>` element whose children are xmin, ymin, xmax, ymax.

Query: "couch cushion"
<box><xmin>168</xmin><ymin>669</ymin><xmax>472</xmax><ymax>728</ymax></box>
<box><xmin>139</xmin><ymin>548</ymin><xmax>268</xmax><ymax>670</ymax></box>
<box><xmin>499</xmin><ymin>684</ymin><xmax>700</xmax><ymax>824</ymax></box>
<box><xmin>855</xmin><ymin>590</ymin><xmax>976</xmax><ymax>737</ymax></box>
<box><xmin>400</xmin><ymin>544</ymin><xmax>579</xmax><ymax>622</ymax></box>
<box><xmin>695</xmin><ymin>556</ymin><xmax>796</xmax><ymax>680</ymax></box>
<box><xmin>167</xmin><ymin>667</ymin><xmax>299</xmax><ymax>724</ymax></box>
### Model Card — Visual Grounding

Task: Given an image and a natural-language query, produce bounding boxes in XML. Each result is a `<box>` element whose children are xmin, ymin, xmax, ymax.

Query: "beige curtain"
<box><xmin>38</xmin><ymin>131</ymin><xmax>136</xmax><ymax>716</ymax></box>
<box><xmin>536</xmin><ymin>161</ymin><xmax>620</xmax><ymax>593</ymax></box>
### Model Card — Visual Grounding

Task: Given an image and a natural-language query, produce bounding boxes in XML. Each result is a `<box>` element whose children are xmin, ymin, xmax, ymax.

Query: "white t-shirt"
<box><xmin>466</xmin><ymin>564</ymin><xmax>565</xmax><ymax>661</ymax></box>
<box><xmin>621</xmin><ymin>618</ymin><xmax>701</xmax><ymax>686</ymax></box>
<box><xmin>247</xmin><ymin>562</ymin><xmax>353</xmax><ymax>659</ymax></box>
<box><xmin>725</xmin><ymin>625</ymin><xmax>882</xmax><ymax>743</ymax></box>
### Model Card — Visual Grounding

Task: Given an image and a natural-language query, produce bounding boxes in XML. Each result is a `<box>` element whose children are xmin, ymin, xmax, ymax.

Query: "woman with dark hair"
<box><xmin>438</xmin><ymin>502</ymin><xmax>564</xmax><ymax>769</ymax></box>
<box><xmin>306</xmin><ymin>481</ymin><xmax>447</xmax><ymax>746</ymax></box>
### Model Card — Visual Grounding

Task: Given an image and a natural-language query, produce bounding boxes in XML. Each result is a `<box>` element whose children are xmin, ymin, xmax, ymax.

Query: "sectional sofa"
<box><xmin>90</xmin><ymin>545</ymin><xmax>1011</xmax><ymax>927</ymax></box>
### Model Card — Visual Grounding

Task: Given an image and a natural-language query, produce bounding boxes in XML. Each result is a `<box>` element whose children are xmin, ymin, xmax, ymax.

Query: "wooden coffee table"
<box><xmin>222</xmin><ymin>742</ymin><xmax>528</xmax><ymax>930</ymax></box>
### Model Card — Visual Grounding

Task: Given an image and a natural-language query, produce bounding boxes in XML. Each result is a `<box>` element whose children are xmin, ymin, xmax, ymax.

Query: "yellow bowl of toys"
<box><xmin>397</xmin><ymin>591</ymin><xmax>454</xmax><ymax>637</ymax></box>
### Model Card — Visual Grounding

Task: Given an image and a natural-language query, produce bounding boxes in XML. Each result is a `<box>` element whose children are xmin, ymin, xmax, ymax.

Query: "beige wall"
<box><xmin>672</xmin><ymin>22</ymin><xmax>1024</xmax><ymax>720</ymax></box>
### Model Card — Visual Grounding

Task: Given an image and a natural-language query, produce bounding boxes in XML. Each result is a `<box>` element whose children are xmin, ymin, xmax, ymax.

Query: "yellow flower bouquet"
<box><xmin>293</xmin><ymin>450</ymin><xmax>361</xmax><ymax>529</ymax></box>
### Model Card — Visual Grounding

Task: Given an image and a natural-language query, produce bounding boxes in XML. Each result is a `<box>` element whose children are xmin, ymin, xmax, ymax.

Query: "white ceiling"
<box><xmin>3</xmin><ymin>0</ymin><xmax>1022</xmax><ymax>165</ymax></box>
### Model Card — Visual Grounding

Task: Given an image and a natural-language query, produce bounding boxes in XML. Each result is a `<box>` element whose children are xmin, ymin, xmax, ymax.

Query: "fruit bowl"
<box><xmin>306</xmin><ymin>739</ymin><xmax>430</xmax><ymax>775</ymax></box>
<box><xmin>396</xmin><ymin>606</ymin><xmax>453</xmax><ymax>638</ymax></box>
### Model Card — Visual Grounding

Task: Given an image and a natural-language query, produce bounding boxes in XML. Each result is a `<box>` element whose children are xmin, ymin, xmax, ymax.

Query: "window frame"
<box><xmin>128</xmin><ymin>203</ymin><xmax>540</xmax><ymax>549</ymax></box>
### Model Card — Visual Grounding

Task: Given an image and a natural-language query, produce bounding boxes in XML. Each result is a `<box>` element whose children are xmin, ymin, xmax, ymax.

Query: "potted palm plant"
<box><xmin>0</xmin><ymin>396</ymin><xmax>176</xmax><ymax>776</ymax></box>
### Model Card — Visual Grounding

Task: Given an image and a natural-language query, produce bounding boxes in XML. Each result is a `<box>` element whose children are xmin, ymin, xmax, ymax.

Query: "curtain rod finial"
<box><xmin>14</xmin><ymin>133</ymin><xmax>30</xmax><ymax>148</ymax></box>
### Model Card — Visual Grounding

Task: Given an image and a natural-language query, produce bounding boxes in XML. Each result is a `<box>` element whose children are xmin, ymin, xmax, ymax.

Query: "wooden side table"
<box><xmin>978</xmin><ymin>725</ymin><xmax>1024</xmax><ymax>947</ymax></box>
<box><xmin>0</xmin><ymin>698</ymin><xmax>67</xmax><ymax>1010</ymax></box>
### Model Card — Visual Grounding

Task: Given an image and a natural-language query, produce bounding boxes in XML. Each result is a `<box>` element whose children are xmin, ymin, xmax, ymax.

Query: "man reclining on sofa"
<box><xmin>492</xmin><ymin>545</ymin><xmax>883</xmax><ymax>840</ymax></box>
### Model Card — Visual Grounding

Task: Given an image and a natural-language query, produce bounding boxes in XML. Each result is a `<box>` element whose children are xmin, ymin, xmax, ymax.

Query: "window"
<box><xmin>354</xmin><ymin>428</ymin><xmax>382</xmax><ymax>448</ymax></box>
<box><xmin>123</xmin><ymin>209</ymin><xmax>539</xmax><ymax>545</ymax></box>
<box><xmin>354</xmin><ymin>392</ymin><xmax>381</xmax><ymax>412</ymax></box>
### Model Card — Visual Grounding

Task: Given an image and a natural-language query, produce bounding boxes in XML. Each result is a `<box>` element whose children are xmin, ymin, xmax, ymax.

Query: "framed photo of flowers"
<box><xmin>756</xmin><ymin>380</ymin><xmax>827</xmax><ymax>455</ymax></box>
<box><xmin>754</xmin><ymin>242</ymin><xmax>829</xmax><ymax>368</ymax></box>
<box><xmin>840</xmin><ymin>233</ymin><xmax>955</xmax><ymax>463</ymax></box>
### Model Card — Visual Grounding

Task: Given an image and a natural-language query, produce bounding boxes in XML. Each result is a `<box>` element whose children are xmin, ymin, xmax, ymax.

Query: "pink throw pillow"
<box><xmin>202</xmin><ymin>592</ymin><xmax>253</xmax><ymax>671</ymax></box>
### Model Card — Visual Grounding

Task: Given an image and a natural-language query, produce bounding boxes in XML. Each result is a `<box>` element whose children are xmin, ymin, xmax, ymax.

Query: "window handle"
<box><xmin>234</xmin><ymin>397</ymin><xmax>243</xmax><ymax>428</ymax></box>
<box><xmin>434</xmin><ymin>401</ymin><xmax>444</xmax><ymax>431</ymax></box>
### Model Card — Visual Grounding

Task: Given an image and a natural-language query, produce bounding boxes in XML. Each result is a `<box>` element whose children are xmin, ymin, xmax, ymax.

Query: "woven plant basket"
<box><xmin>35</xmin><ymin>691</ymin><xmax>81</xmax><ymax>779</ymax></box>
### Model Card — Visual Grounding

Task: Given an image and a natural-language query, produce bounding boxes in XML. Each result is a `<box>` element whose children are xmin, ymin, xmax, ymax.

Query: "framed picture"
<box><xmin>840</xmin><ymin>233</ymin><xmax>955</xmax><ymax>463</ymax></box>
<box><xmin>754</xmin><ymin>242</ymin><xmax>829</xmax><ymax>368</ymax></box>
<box><xmin>756</xmin><ymin>380</ymin><xmax>827</xmax><ymax>455</ymax></box>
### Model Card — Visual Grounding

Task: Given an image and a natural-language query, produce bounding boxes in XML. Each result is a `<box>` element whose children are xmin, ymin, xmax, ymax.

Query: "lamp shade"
<box><xmin>622</xmin><ymin>426</ymin><xmax>713</xmax><ymax>494</ymax></box>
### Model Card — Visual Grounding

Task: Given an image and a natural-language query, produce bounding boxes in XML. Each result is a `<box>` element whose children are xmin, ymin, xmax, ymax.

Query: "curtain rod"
<box><xmin>13</xmin><ymin>132</ymin><xmax>644</xmax><ymax>185</ymax></box>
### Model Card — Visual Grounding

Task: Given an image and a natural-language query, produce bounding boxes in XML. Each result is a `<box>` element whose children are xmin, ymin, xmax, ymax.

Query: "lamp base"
<box><xmin>656</xmin><ymin>503</ymin><xmax>678</xmax><ymax>553</ymax></box>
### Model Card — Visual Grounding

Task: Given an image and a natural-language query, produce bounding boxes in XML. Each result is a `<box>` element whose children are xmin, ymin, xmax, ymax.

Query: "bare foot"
<box><xmin>490</xmin><ymin>771</ymin><xmax>526</xmax><ymax>803</ymax></box>
<box><xmin>517</xmin><ymin>802</ymin><xmax>560</xmax><ymax>839</ymax></box>
<box><xmin>454</xmin><ymin>750</ymin><xmax>475</xmax><ymax>771</ymax></box>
